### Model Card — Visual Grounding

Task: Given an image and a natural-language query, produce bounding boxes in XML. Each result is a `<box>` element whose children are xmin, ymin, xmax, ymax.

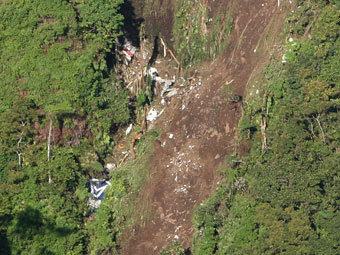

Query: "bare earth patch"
<box><xmin>122</xmin><ymin>0</ymin><xmax>290</xmax><ymax>254</ymax></box>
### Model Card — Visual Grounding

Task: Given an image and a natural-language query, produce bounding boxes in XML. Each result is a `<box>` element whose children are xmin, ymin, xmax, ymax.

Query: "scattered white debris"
<box><xmin>161</xmin><ymin>141</ymin><xmax>166</xmax><ymax>147</ymax></box>
<box><xmin>156</xmin><ymin>77</ymin><xmax>175</xmax><ymax>97</ymax></box>
<box><xmin>161</xmin><ymin>98</ymin><xmax>166</xmax><ymax>105</ymax></box>
<box><xmin>174</xmin><ymin>235</ymin><xmax>179</xmax><ymax>239</ymax></box>
<box><xmin>169</xmin><ymin>133</ymin><xmax>174</xmax><ymax>139</ymax></box>
<box><xmin>256</xmin><ymin>89</ymin><xmax>259</xmax><ymax>94</ymax></box>
<box><xmin>125</xmin><ymin>123</ymin><xmax>133</xmax><ymax>136</ymax></box>
<box><xmin>148</xmin><ymin>67</ymin><xmax>158</xmax><ymax>78</ymax></box>
<box><xmin>123</xmin><ymin>39</ymin><xmax>137</xmax><ymax>55</ymax></box>
<box><xmin>142</xmin><ymin>51</ymin><xmax>148</xmax><ymax>59</ymax></box>
<box><xmin>166</xmin><ymin>88</ymin><xmax>178</xmax><ymax>98</ymax></box>
<box><xmin>181</xmin><ymin>104</ymin><xmax>186</xmax><ymax>111</ymax></box>
<box><xmin>289</xmin><ymin>37</ymin><xmax>294</xmax><ymax>42</ymax></box>
<box><xmin>146</xmin><ymin>108</ymin><xmax>159</xmax><ymax>122</ymax></box>
<box><xmin>105</xmin><ymin>163</ymin><xmax>116</xmax><ymax>171</ymax></box>
<box><xmin>175</xmin><ymin>185</ymin><xmax>189</xmax><ymax>193</ymax></box>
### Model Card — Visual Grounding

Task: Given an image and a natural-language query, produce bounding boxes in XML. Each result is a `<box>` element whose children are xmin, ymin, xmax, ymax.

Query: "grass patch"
<box><xmin>173</xmin><ymin>0</ymin><xmax>234</xmax><ymax>69</ymax></box>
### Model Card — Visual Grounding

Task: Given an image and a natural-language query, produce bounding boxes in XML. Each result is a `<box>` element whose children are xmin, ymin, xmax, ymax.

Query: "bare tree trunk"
<box><xmin>16</xmin><ymin>134</ymin><xmax>23</xmax><ymax>168</ymax></box>
<box><xmin>315</xmin><ymin>114</ymin><xmax>326</xmax><ymax>143</ymax></box>
<box><xmin>160</xmin><ymin>37</ymin><xmax>167</xmax><ymax>58</ymax></box>
<box><xmin>48</xmin><ymin>116</ymin><xmax>53</xmax><ymax>183</ymax></box>
<box><xmin>16</xmin><ymin>151</ymin><xmax>22</xmax><ymax>167</ymax></box>
<box><xmin>261</xmin><ymin>117</ymin><xmax>267</xmax><ymax>151</ymax></box>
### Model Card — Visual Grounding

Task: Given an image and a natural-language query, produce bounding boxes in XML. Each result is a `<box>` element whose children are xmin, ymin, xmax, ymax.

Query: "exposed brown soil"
<box><xmin>122</xmin><ymin>0</ymin><xmax>289</xmax><ymax>254</ymax></box>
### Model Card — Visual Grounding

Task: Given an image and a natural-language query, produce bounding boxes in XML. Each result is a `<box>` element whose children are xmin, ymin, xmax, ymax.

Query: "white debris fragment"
<box><xmin>142</xmin><ymin>51</ymin><xmax>148</xmax><ymax>59</ymax></box>
<box><xmin>169</xmin><ymin>133</ymin><xmax>174</xmax><ymax>139</ymax></box>
<box><xmin>147</xmin><ymin>108</ymin><xmax>159</xmax><ymax>122</ymax></box>
<box><xmin>125</xmin><ymin>123</ymin><xmax>133</xmax><ymax>136</ymax></box>
<box><xmin>181</xmin><ymin>104</ymin><xmax>186</xmax><ymax>111</ymax></box>
<box><xmin>174</xmin><ymin>235</ymin><xmax>179</xmax><ymax>239</ymax></box>
<box><xmin>166</xmin><ymin>88</ymin><xmax>178</xmax><ymax>98</ymax></box>
<box><xmin>105</xmin><ymin>163</ymin><xmax>116</xmax><ymax>171</ymax></box>
<box><xmin>148</xmin><ymin>67</ymin><xmax>158</xmax><ymax>78</ymax></box>
<box><xmin>156</xmin><ymin>77</ymin><xmax>175</xmax><ymax>97</ymax></box>
<box><xmin>161</xmin><ymin>98</ymin><xmax>166</xmax><ymax>105</ymax></box>
<box><xmin>122</xmin><ymin>51</ymin><xmax>132</xmax><ymax>61</ymax></box>
<box><xmin>289</xmin><ymin>37</ymin><xmax>294</xmax><ymax>42</ymax></box>
<box><xmin>123</xmin><ymin>39</ymin><xmax>137</xmax><ymax>55</ymax></box>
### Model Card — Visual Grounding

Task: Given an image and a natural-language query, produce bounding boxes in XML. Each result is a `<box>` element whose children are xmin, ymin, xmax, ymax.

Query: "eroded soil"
<box><xmin>122</xmin><ymin>0</ymin><xmax>289</xmax><ymax>253</ymax></box>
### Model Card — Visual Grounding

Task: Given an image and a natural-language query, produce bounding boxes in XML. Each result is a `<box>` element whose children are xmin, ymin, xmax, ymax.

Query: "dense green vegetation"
<box><xmin>191</xmin><ymin>1</ymin><xmax>340</xmax><ymax>254</ymax></box>
<box><xmin>0</xmin><ymin>0</ymin><xmax>133</xmax><ymax>254</ymax></box>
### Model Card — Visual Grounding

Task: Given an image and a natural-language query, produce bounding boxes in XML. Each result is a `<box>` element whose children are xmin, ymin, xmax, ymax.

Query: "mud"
<box><xmin>122</xmin><ymin>0</ymin><xmax>289</xmax><ymax>254</ymax></box>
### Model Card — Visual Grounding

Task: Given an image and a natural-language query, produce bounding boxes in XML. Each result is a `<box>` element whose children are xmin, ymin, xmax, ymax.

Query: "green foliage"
<box><xmin>86</xmin><ymin>178</ymin><xmax>127</xmax><ymax>254</ymax></box>
<box><xmin>222</xmin><ymin>86</ymin><xmax>241</xmax><ymax>103</ymax></box>
<box><xmin>173</xmin><ymin>0</ymin><xmax>233</xmax><ymax>68</ymax></box>
<box><xmin>160</xmin><ymin>240</ymin><xmax>186</xmax><ymax>255</ymax></box>
<box><xmin>137</xmin><ymin>91</ymin><xmax>148</xmax><ymax>107</ymax></box>
<box><xmin>77</xmin><ymin>0</ymin><xmax>124</xmax><ymax>48</ymax></box>
<box><xmin>0</xmin><ymin>0</ymin><xmax>129</xmax><ymax>254</ymax></box>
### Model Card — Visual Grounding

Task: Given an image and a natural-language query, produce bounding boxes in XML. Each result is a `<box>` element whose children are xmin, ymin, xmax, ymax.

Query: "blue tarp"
<box><xmin>88</xmin><ymin>178</ymin><xmax>111</xmax><ymax>209</ymax></box>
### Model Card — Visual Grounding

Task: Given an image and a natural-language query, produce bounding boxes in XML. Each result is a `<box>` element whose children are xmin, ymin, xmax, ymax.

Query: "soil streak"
<box><xmin>123</xmin><ymin>0</ymin><xmax>287</xmax><ymax>253</ymax></box>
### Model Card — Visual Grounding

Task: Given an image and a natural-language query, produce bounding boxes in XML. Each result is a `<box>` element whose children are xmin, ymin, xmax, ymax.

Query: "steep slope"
<box><xmin>123</xmin><ymin>0</ymin><xmax>289</xmax><ymax>253</ymax></box>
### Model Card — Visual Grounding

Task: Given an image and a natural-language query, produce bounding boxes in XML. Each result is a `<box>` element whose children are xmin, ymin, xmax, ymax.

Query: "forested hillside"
<box><xmin>191</xmin><ymin>1</ymin><xmax>340</xmax><ymax>254</ymax></box>
<box><xmin>1</xmin><ymin>0</ymin><xmax>340</xmax><ymax>255</ymax></box>
<box><xmin>0</xmin><ymin>0</ymin><xmax>130</xmax><ymax>254</ymax></box>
